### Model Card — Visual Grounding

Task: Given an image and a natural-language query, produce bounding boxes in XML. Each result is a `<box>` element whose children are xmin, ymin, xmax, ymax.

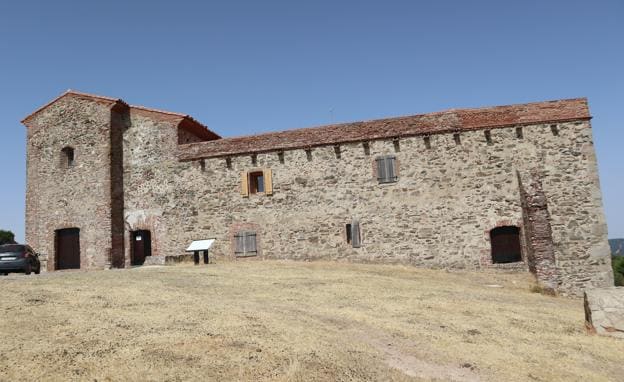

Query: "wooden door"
<box><xmin>56</xmin><ymin>228</ymin><xmax>80</xmax><ymax>270</ymax></box>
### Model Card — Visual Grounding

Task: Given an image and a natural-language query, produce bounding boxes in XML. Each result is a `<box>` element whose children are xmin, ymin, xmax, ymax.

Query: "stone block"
<box><xmin>584</xmin><ymin>287</ymin><xmax>624</xmax><ymax>339</ymax></box>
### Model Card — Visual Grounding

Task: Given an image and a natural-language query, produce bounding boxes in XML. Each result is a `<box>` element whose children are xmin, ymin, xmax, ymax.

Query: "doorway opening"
<box><xmin>490</xmin><ymin>226</ymin><xmax>522</xmax><ymax>264</ymax></box>
<box><xmin>131</xmin><ymin>230</ymin><xmax>152</xmax><ymax>266</ymax></box>
<box><xmin>55</xmin><ymin>228</ymin><xmax>80</xmax><ymax>270</ymax></box>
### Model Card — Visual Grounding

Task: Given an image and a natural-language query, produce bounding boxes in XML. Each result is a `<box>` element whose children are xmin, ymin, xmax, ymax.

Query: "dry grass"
<box><xmin>0</xmin><ymin>260</ymin><xmax>621</xmax><ymax>381</ymax></box>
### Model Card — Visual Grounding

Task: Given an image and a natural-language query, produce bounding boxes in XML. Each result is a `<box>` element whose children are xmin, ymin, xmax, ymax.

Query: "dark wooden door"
<box><xmin>490</xmin><ymin>226</ymin><xmax>522</xmax><ymax>263</ymax></box>
<box><xmin>56</xmin><ymin>228</ymin><xmax>80</xmax><ymax>270</ymax></box>
<box><xmin>131</xmin><ymin>230</ymin><xmax>151</xmax><ymax>265</ymax></box>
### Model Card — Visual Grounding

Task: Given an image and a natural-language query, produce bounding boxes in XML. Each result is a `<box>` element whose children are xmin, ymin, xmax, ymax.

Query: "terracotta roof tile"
<box><xmin>177</xmin><ymin>98</ymin><xmax>590</xmax><ymax>161</ymax></box>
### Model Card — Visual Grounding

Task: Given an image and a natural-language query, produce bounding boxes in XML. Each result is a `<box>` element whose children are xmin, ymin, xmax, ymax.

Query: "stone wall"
<box><xmin>24</xmin><ymin>96</ymin><xmax>115</xmax><ymax>270</ymax></box>
<box><xmin>23</xmin><ymin>93</ymin><xmax>613</xmax><ymax>295</ymax></box>
<box><xmin>136</xmin><ymin>120</ymin><xmax>611</xmax><ymax>294</ymax></box>
<box><xmin>122</xmin><ymin>110</ymin><xmax>183</xmax><ymax>265</ymax></box>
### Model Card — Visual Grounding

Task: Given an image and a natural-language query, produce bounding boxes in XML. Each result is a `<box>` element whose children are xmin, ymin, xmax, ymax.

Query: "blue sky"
<box><xmin>1</xmin><ymin>1</ymin><xmax>622</xmax><ymax>242</ymax></box>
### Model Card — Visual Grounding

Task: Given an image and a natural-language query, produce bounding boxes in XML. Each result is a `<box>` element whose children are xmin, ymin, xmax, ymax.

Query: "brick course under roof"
<box><xmin>177</xmin><ymin>98</ymin><xmax>591</xmax><ymax>161</ymax></box>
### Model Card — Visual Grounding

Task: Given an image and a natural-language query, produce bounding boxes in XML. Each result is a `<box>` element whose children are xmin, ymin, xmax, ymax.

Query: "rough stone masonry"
<box><xmin>22</xmin><ymin>91</ymin><xmax>614</xmax><ymax>295</ymax></box>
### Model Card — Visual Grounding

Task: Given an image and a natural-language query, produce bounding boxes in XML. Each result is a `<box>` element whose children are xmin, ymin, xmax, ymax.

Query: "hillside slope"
<box><xmin>0</xmin><ymin>262</ymin><xmax>622</xmax><ymax>381</ymax></box>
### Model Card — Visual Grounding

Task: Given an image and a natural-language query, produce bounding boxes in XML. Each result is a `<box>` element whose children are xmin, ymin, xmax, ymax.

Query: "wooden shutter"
<box><xmin>235</xmin><ymin>231</ymin><xmax>257</xmax><ymax>256</ymax></box>
<box><xmin>377</xmin><ymin>156</ymin><xmax>397</xmax><ymax>183</ymax></box>
<box><xmin>386</xmin><ymin>156</ymin><xmax>396</xmax><ymax>182</ymax></box>
<box><xmin>246</xmin><ymin>232</ymin><xmax>257</xmax><ymax>253</ymax></box>
<box><xmin>240</xmin><ymin>171</ymin><xmax>249</xmax><ymax>197</ymax></box>
<box><xmin>376</xmin><ymin>158</ymin><xmax>386</xmax><ymax>182</ymax></box>
<box><xmin>263</xmin><ymin>168</ymin><xmax>273</xmax><ymax>195</ymax></box>
<box><xmin>351</xmin><ymin>220</ymin><xmax>361</xmax><ymax>248</ymax></box>
<box><xmin>234</xmin><ymin>233</ymin><xmax>245</xmax><ymax>254</ymax></box>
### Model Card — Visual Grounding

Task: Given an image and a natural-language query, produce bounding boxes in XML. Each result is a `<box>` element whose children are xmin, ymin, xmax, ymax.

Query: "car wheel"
<box><xmin>24</xmin><ymin>263</ymin><xmax>32</xmax><ymax>275</ymax></box>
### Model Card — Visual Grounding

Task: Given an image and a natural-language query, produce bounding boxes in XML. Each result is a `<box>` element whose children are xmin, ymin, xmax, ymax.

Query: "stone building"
<box><xmin>22</xmin><ymin>90</ymin><xmax>613</xmax><ymax>294</ymax></box>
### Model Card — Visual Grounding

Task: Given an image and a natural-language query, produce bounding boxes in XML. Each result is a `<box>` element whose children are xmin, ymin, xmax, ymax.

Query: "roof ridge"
<box><xmin>21</xmin><ymin>89</ymin><xmax>221</xmax><ymax>140</ymax></box>
<box><xmin>129</xmin><ymin>104</ymin><xmax>187</xmax><ymax>117</ymax></box>
<box><xmin>65</xmin><ymin>89</ymin><xmax>122</xmax><ymax>103</ymax></box>
<box><xmin>202</xmin><ymin>97</ymin><xmax>587</xmax><ymax>143</ymax></box>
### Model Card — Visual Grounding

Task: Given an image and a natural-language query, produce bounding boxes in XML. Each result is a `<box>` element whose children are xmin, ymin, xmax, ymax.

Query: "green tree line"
<box><xmin>0</xmin><ymin>230</ymin><xmax>16</xmax><ymax>245</ymax></box>
<box><xmin>613</xmin><ymin>255</ymin><xmax>624</xmax><ymax>286</ymax></box>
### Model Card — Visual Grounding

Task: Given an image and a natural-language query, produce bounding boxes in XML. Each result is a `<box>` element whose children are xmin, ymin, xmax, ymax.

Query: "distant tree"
<box><xmin>0</xmin><ymin>230</ymin><xmax>16</xmax><ymax>245</ymax></box>
<box><xmin>613</xmin><ymin>256</ymin><xmax>624</xmax><ymax>287</ymax></box>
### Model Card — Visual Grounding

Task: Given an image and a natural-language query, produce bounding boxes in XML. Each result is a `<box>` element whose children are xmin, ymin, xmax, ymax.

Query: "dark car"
<box><xmin>0</xmin><ymin>244</ymin><xmax>41</xmax><ymax>275</ymax></box>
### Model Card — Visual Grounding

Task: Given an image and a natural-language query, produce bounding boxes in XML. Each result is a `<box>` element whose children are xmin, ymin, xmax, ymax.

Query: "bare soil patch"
<box><xmin>0</xmin><ymin>261</ymin><xmax>621</xmax><ymax>381</ymax></box>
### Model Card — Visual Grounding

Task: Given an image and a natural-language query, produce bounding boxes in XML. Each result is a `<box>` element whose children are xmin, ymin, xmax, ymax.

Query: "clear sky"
<box><xmin>1</xmin><ymin>1</ymin><xmax>622</xmax><ymax>242</ymax></box>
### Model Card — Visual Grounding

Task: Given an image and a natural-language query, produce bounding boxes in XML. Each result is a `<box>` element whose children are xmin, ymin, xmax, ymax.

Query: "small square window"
<box><xmin>249</xmin><ymin>171</ymin><xmax>265</xmax><ymax>194</ymax></box>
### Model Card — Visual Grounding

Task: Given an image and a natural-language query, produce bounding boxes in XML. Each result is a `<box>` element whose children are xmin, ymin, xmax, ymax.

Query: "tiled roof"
<box><xmin>177</xmin><ymin>98</ymin><xmax>590</xmax><ymax>161</ymax></box>
<box><xmin>22</xmin><ymin>90</ymin><xmax>221</xmax><ymax>141</ymax></box>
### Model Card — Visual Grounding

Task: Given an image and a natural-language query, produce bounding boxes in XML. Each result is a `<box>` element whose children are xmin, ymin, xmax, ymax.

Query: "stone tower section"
<box><xmin>22</xmin><ymin>92</ymin><xmax>124</xmax><ymax>270</ymax></box>
<box><xmin>22</xmin><ymin>91</ymin><xmax>220</xmax><ymax>270</ymax></box>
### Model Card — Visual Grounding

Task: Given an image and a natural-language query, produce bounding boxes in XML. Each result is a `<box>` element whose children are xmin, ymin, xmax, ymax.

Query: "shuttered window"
<box><xmin>347</xmin><ymin>220</ymin><xmax>361</xmax><ymax>248</ymax></box>
<box><xmin>234</xmin><ymin>231</ymin><xmax>257</xmax><ymax>257</ymax></box>
<box><xmin>376</xmin><ymin>155</ymin><xmax>398</xmax><ymax>183</ymax></box>
<box><xmin>241</xmin><ymin>169</ymin><xmax>273</xmax><ymax>196</ymax></box>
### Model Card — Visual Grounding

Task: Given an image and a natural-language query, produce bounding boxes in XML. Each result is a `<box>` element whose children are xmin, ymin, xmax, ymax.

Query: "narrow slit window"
<box><xmin>453</xmin><ymin>133</ymin><xmax>461</xmax><ymax>145</ymax></box>
<box><xmin>363</xmin><ymin>142</ymin><xmax>370</xmax><ymax>156</ymax></box>
<box><xmin>61</xmin><ymin>147</ymin><xmax>75</xmax><ymax>168</ymax></box>
<box><xmin>346</xmin><ymin>224</ymin><xmax>352</xmax><ymax>244</ymax></box>
<box><xmin>516</xmin><ymin>127</ymin><xmax>524</xmax><ymax>139</ymax></box>
<box><xmin>334</xmin><ymin>145</ymin><xmax>341</xmax><ymax>159</ymax></box>
<box><xmin>484</xmin><ymin>130</ymin><xmax>492</xmax><ymax>145</ymax></box>
<box><xmin>424</xmin><ymin>136</ymin><xmax>431</xmax><ymax>149</ymax></box>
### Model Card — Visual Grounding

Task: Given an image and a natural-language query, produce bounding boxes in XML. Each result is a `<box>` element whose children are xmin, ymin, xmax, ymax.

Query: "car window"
<box><xmin>0</xmin><ymin>245</ymin><xmax>24</xmax><ymax>253</ymax></box>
